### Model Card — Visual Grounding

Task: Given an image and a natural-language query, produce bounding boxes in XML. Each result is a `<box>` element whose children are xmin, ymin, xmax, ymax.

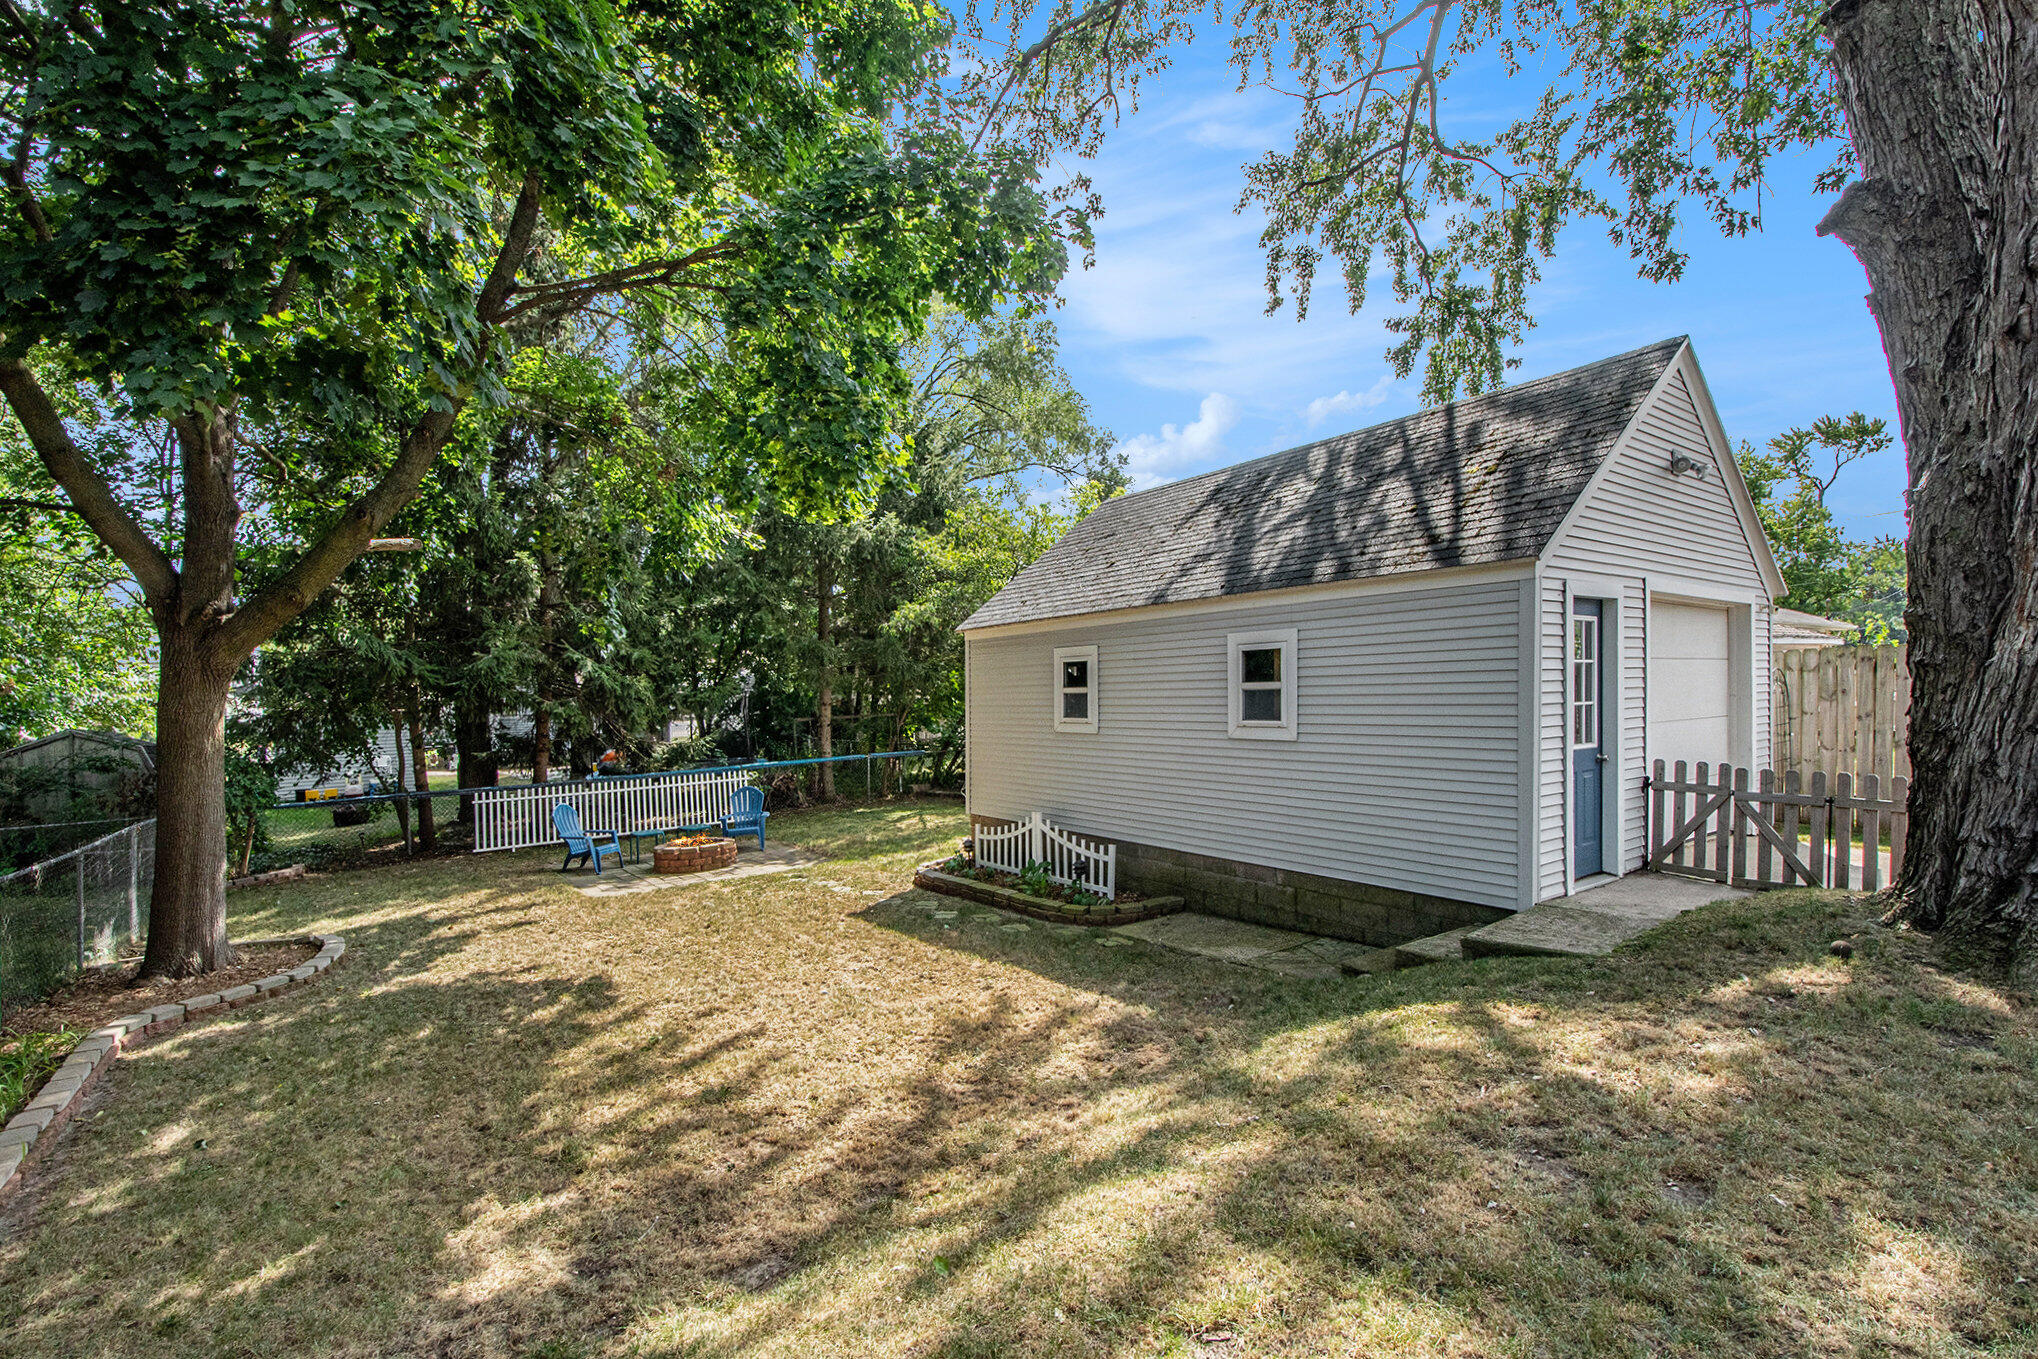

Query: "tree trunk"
<box><xmin>532</xmin><ymin>707</ymin><xmax>552</xmax><ymax>785</ymax></box>
<box><xmin>141</xmin><ymin>626</ymin><xmax>236</xmax><ymax>977</ymax></box>
<box><xmin>816</xmin><ymin>555</ymin><xmax>835</xmax><ymax>800</ymax></box>
<box><xmin>455</xmin><ymin>700</ymin><xmax>497</xmax><ymax>821</ymax></box>
<box><xmin>392</xmin><ymin>712</ymin><xmax>412</xmax><ymax>847</ymax></box>
<box><xmin>408</xmin><ymin>711</ymin><xmax>437</xmax><ymax>851</ymax></box>
<box><xmin>1821</xmin><ymin>0</ymin><xmax>2038</xmax><ymax>966</ymax></box>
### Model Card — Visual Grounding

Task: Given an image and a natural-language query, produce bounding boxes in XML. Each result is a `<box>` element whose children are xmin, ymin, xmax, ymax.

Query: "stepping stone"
<box><xmin>999</xmin><ymin>922</ymin><xmax>1031</xmax><ymax>932</ymax></box>
<box><xmin>932</xmin><ymin>911</ymin><xmax>958</xmax><ymax>920</ymax></box>
<box><xmin>1391</xmin><ymin>924</ymin><xmax>1486</xmax><ymax>968</ymax></box>
<box><xmin>970</xmin><ymin>913</ymin><xmax>1001</xmax><ymax>922</ymax></box>
<box><xmin>1335</xmin><ymin>947</ymin><xmax>1400</xmax><ymax>976</ymax></box>
<box><xmin>1097</xmin><ymin>937</ymin><xmax>1130</xmax><ymax>948</ymax></box>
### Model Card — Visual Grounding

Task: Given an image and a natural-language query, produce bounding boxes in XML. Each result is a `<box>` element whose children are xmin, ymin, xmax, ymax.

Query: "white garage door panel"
<box><xmin>1650</xmin><ymin>601</ymin><xmax>1732</xmax><ymax>773</ymax></box>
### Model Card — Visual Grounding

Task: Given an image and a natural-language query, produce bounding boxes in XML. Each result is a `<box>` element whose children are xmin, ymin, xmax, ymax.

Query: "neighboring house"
<box><xmin>0</xmin><ymin>729</ymin><xmax>155</xmax><ymax>822</ymax></box>
<box><xmin>1772</xmin><ymin>607</ymin><xmax>1855</xmax><ymax>650</ymax></box>
<box><xmin>960</xmin><ymin>338</ymin><xmax>1784</xmax><ymax>945</ymax></box>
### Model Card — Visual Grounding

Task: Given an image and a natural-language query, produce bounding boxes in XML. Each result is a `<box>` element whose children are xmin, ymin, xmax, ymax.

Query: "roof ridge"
<box><xmin>1097</xmin><ymin>336</ymin><xmax>1687</xmax><ymax>513</ymax></box>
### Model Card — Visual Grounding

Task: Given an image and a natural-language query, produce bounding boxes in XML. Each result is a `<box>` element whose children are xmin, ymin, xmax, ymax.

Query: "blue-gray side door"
<box><xmin>1571</xmin><ymin>599</ymin><xmax>1606</xmax><ymax>879</ymax></box>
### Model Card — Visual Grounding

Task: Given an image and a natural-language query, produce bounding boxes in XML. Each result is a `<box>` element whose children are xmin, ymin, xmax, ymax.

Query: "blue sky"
<box><xmin>1041</xmin><ymin>44</ymin><xmax>1909</xmax><ymax>541</ymax></box>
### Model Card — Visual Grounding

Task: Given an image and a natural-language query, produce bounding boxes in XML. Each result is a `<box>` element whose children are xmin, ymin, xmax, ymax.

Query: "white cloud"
<box><xmin>1303</xmin><ymin>374</ymin><xmax>1396</xmax><ymax>428</ymax></box>
<box><xmin>1113</xmin><ymin>393</ymin><xmax>1240</xmax><ymax>488</ymax></box>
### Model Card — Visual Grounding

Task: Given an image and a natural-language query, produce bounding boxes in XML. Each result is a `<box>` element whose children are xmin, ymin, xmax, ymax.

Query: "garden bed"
<box><xmin>913</xmin><ymin>861</ymin><xmax>1182</xmax><ymax>926</ymax></box>
<box><xmin>1</xmin><ymin>942</ymin><xmax>318</xmax><ymax>1045</ymax></box>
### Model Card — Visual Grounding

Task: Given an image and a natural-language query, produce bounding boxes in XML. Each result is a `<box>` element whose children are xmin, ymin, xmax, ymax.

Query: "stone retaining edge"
<box><xmin>913</xmin><ymin>863</ymin><xmax>1183</xmax><ymax>927</ymax></box>
<box><xmin>228</xmin><ymin>863</ymin><xmax>308</xmax><ymax>890</ymax></box>
<box><xmin>0</xmin><ymin>933</ymin><xmax>345</xmax><ymax>1208</ymax></box>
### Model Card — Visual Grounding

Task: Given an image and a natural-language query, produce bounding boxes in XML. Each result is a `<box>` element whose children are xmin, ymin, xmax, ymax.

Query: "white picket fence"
<box><xmin>471</xmin><ymin>769</ymin><xmax>749</xmax><ymax>853</ymax></box>
<box><xmin>972</xmin><ymin>812</ymin><xmax>1117</xmax><ymax>900</ymax></box>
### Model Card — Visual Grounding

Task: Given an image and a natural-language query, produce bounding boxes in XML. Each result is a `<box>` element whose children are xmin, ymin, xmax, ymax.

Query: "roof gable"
<box><xmin>961</xmin><ymin>338</ymin><xmax>1686</xmax><ymax>632</ymax></box>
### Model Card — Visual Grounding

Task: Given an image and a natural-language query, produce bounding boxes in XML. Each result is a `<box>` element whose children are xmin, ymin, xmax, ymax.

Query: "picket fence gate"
<box><xmin>1648</xmin><ymin>759</ymin><xmax>1906</xmax><ymax>892</ymax></box>
<box><xmin>471</xmin><ymin>768</ymin><xmax>749</xmax><ymax>853</ymax></box>
<box><xmin>972</xmin><ymin>812</ymin><xmax>1118</xmax><ymax>900</ymax></box>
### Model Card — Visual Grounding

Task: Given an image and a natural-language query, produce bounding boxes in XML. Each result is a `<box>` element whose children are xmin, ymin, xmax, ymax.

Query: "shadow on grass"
<box><xmin>0</xmin><ymin>850</ymin><xmax>2028</xmax><ymax>1359</ymax></box>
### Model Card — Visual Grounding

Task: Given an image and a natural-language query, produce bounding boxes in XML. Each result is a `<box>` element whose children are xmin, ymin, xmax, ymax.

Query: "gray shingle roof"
<box><xmin>960</xmin><ymin>338</ymin><xmax>1686</xmax><ymax>631</ymax></box>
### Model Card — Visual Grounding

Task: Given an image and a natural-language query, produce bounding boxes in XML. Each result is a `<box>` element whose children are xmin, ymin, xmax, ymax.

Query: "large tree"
<box><xmin>960</xmin><ymin>0</ymin><xmax>2038</xmax><ymax>964</ymax></box>
<box><xmin>0</xmin><ymin>0</ymin><xmax>1060</xmax><ymax>975</ymax></box>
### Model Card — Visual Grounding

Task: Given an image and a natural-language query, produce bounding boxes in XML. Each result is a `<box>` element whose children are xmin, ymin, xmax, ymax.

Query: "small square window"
<box><xmin>1241</xmin><ymin>687</ymin><xmax>1282</xmax><ymax>723</ymax></box>
<box><xmin>1052</xmin><ymin>646</ymin><xmax>1098</xmax><ymax>734</ymax></box>
<box><xmin>1227</xmin><ymin>629</ymin><xmax>1298</xmax><ymax>741</ymax></box>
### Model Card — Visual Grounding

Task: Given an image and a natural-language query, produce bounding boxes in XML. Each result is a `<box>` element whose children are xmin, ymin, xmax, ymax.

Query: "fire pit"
<box><xmin>652</xmin><ymin>835</ymin><xmax>739</xmax><ymax>874</ymax></box>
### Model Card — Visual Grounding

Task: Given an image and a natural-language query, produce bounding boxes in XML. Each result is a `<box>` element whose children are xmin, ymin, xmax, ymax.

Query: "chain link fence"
<box><xmin>1</xmin><ymin>819</ymin><xmax>153</xmax><ymax>1018</ymax></box>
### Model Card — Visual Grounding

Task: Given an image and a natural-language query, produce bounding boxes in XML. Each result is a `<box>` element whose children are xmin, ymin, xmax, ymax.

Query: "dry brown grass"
<box><xmin>0</xmin><ymin>797</ymin><xmax>2030</xmax><ymax>1358</ymax></box>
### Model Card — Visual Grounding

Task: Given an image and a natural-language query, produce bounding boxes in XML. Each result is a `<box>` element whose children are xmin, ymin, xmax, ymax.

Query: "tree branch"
<box><xmin>0</xmin><ymin>357</ymin><xmax>178</xmax><ymax>601</ymax></box>
<box><xmin>0</xmin><ymin>494</ymin><xmax>78</xmax><ymax>514</ymax></box>
<box><xmin>494</xmin><ymin>242</ymin><xmax>742</xmax><ymax>323</ymax></box>
<box><xmin>217</xmin><ymin>170</ymin><xmax>546</xmax><ymax>659</ymax></box>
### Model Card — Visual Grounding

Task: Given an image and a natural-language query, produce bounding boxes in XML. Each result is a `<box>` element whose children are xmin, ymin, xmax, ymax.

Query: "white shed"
<box><xmin>959</xmin><ymin>338</ymin><xmax>1784</xmax><ymax>945</ymax></box>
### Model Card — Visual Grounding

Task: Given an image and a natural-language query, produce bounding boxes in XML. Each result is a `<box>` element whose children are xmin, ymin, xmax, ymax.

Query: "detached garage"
<box><xmin>961</xmin><ymin>337</ymin><xmax>1784</xmax><ymax>944</ymax></box>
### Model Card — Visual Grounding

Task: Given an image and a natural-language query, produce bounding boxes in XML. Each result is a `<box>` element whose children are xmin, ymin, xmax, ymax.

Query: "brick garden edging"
<box><xmin>0</xmin><ymin>933</ymin><xmax>345</xmax><ymax>1209</ymax></box>
<box><xmin>913</xmin><ymin>863</ymin><xmax>1183</xmax><ymax>927</ymax></box>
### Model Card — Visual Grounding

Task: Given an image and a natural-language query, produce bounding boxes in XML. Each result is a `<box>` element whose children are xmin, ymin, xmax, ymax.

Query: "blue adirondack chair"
<box><xmin>724</xmin><ymin>785</ymin><xmax>769</xmax><ymax>851</ymax></box>
<box><xmin>552</xmin><ymin>803</ymin><xmax>622</xmax><ymax>874</ymax></box>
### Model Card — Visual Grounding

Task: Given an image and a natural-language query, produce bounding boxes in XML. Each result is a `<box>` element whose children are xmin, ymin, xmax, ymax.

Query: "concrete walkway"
<box><xmin>1458</xmin><ymin>873</ymin><xmax>1750</xmax><ymax>959</ymax></box>
<box><xmin>1109</xmin><ymin>912</ymin><xmax>1396</xmax><ymax>979</ymax></box>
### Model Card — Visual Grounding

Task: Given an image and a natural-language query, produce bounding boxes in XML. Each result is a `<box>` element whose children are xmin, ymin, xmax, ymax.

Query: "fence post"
<box><xmin>75</xmin><ymin>852</ymin><xmax>86</xmax><ymax>972</ymax></box>
<box><xmin>127</xmin><ymin>825</ymin><xmax>139</xmax><ymax>939</ymax></box>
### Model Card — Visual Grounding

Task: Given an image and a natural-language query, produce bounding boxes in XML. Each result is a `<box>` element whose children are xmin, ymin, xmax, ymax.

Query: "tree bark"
<box><xmin>143</xmin><ymin>625</ymin><xmax>236</xmax><ymax>976</ymax></box>
<box><xmin>531</xmin><ymin>707</ymin><xmax>552</xmax><ymax>785</ymax></box>
<box><xmin>393</xmin><ymin>711</ymin><xmax>412</xmax><ymax>847</ymax></box>
<box><xmin>1820</xmin><ymin>0</ymin><xmax>2038</xmax><ymax>965</ymax></box>
<box><xmin>816</xmin><ymin>554</ymin><xmax>835</xmax><ymax>800</ymax></box>
<box><xmin>455</xmin><ymin>700</ymin><xmax>497</xmax><ymax>822</ymax></box>
<box><xmin>408</xmin><ymin>710</ymin><xmax>437</xmax><ymax>852</ymax></box>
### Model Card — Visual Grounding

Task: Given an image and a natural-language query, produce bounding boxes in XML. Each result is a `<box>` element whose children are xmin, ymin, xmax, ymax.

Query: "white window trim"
<box><xmin>1226</xmin><ymin>628</ymin><xmax>1298</xmax><ymax>741</ymax></box>
<box><xmin>1052</xmin><ymin>645</ymin><xmax>1098</xmax><ymax>734</ymax></box>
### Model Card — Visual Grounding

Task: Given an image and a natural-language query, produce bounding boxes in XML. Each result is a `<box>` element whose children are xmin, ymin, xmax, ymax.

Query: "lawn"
<box><xmin>0</xmin><ymin>798</ymin><xmax>2030</xmax><ymax>1358</ymax></box>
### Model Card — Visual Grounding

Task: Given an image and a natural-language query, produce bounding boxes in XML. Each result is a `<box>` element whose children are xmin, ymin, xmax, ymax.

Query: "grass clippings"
<box><xmin>0</xmin><ymin>797</ymin><xmax>2030</xmax><ymax>1359</ymax></box>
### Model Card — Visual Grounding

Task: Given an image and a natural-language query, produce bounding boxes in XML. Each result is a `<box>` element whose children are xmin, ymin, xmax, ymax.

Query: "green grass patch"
<box><xmin>0</xmin><ymin>1028</ymin><xmax>75</xmax><ymax>1124</ymax></box>
<box><xmin>0</xmin><ymin>797</ymin><xmax>2030</xmax><ymax>1358</ymax></box>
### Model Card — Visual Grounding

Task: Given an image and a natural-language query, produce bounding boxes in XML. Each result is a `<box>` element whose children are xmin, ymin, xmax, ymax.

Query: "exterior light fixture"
<box><xmin>1668</xmin><ymin>454</ymin><xmax>1707</xmax><ymax>479</ymax></box>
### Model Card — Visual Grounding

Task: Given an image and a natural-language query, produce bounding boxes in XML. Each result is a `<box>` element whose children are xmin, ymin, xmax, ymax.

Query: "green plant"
<box><xmin>0</xmin><ymin>1029</ymin><xmax>76</xmax><ymax>1123</ymax></box>
<box><xmin>1016</xmin><ymin>861</ymin><xmax>1053</xmax><ymax>897</ymax></box>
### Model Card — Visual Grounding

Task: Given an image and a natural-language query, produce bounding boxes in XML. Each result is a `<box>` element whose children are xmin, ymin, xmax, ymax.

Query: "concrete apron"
<box><xmin>1460</xmin><ymin>873</ymin><xmax>1752</xmax><ymax>959</ymax></box>
<box><xmin>1110</xmin><ymin>912</ymin><xmax>1396</xmax><ymax>979</ymax></box>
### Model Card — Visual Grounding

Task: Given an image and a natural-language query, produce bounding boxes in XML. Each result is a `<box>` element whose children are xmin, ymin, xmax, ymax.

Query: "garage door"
<box><xmin>1649</xmin><ymin>600</ymin><xmax>1731</xmax><ymax>773</ymax></box>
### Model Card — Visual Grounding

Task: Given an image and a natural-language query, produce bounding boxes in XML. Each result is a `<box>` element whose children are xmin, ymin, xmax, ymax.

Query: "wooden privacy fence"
<box><xmin>1648</xmin><ymin>759</ymin><xmax>1907</xmax><ymax>892</ymax></box>
<box><xmin>471</xmin><ymin>768</ymin><xmax>748</xmax><ymax>852</ymax></box>
<box><xmin>971</xmin><ymin>812</ymin><xmax>1118</xmax><ymax>900</ymax></box>
<box><xmin>1774</xmin><ymin>643</ymin><xmax>1910</xmax><ymax>784</ymax></box>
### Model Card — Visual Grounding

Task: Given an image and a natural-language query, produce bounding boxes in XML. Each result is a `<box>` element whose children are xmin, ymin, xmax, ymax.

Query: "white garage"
<box><xmin>1648</xmin><ymin>599</ymin><xmax>1734</xmax><ymax>774</ymax></box>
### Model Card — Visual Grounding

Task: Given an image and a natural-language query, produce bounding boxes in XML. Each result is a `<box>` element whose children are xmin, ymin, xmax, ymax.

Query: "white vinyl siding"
<box><xmin>1536</xmin><ymin>575</ymin><xmax>1568</xmax><ymax>897</ymax></box>
<box><xmin>967</xmin><ymin>577</ymin><xmax>1527</xmax><ymax>911</ymax></box>
<box><xmin>1544</xmin><ymin>365</ymin><xmax>1767</xmax><ymax>593</ymax></box>
<box><xmin>1754</xmin><ymin>602</ymin><xmax>1774</xmax><ymax>767</ymax></box>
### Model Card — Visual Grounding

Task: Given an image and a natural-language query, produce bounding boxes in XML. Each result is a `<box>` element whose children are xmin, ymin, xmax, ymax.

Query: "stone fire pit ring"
<box><xmin>652</xmin><ymin>836</ymin><xmax>739</xmax><ymax>874</ymax></box>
